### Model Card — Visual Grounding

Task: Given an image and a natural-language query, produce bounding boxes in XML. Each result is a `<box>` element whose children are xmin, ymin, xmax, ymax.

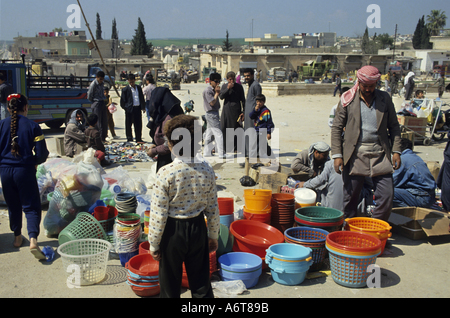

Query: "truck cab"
<box><xmin>1</xmin><ymin>59</ymin><xmax>92</xmax><ymax>129</ymax></box>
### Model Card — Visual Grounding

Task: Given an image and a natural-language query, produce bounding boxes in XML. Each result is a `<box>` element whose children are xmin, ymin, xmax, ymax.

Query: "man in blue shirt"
<box><xmin>393</xmin><ymin>138</ymin><xmax>436</xmax><ymax>208</ymax></box>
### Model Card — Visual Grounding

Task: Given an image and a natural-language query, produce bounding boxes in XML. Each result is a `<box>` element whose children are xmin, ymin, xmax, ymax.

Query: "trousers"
<box><xmin>158</xmin><ymin>213</ymin><xmax>214</xmax><ymax>298</ymax></box>
<box><xmin>125</xmin><ymin>107</ymin><xmax>143</xmax><ymax>142</ymax></box>
<box><xmin>91</xmin><ymin>100</ymin><xmax>108</xmax><ymax>141</ymax></box>
<box><xmin>0</xmin><ymin>165</ymin><xmax>42</xmax><ymax>239</ymax></box>
<box><xmin>204</xmin><ymin>111</ymin><xmax>224</xmax><ymax>156</ymax></box>
<box><xmin>393</xmin><ymin>188</ymin><xmax>434</xmax><ymax>208</ymax></box>
<box><xmin>343</xmin><ymin>164</ymin><xmax>394</xmax><ymax>221</ymax></box>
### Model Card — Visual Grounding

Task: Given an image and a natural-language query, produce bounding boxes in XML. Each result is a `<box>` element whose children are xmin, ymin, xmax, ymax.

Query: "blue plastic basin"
<box><xmin>218</xmin><ymin>252</ymin><xmax>262</xmax><ymax>288</ymax></box>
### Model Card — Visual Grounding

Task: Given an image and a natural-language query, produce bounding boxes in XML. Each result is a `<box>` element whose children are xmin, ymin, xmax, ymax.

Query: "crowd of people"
<box><xmin>0</xmin><ymin>63</ymin><xmax>448</xmax><ymax>299</ymax></box>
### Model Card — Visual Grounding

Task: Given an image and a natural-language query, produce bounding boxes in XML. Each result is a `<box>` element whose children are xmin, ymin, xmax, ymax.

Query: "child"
<box><xmin>0</xmin><ymin>93</ymin><xmax>49</xmax><ymax>259</ymax></box>
<box><xmin>249</xmin><ymin>94</ymin><xmax>275</xmax><ymax>159</ymax></box>
<box><xmin>104</xmin><ymin>88</ymin><xmax>117</xmax><ymax>140</ymax></box>
<box><xmin>85</xmin><ymin>113</ymin><xmax>110</xmax><ymax>166</ymax></box>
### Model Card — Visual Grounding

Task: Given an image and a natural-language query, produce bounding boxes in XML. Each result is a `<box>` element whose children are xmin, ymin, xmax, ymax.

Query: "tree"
<box><xmin>96</xmin><ymin>13</ymin><xmax>102</xmax><ymax>40</ymax></box>
<box><xmin>421</xmin><ymin>23</ymin><xmax>433</xmax><ymax>49</ymax></box>
<box><xmin>222</xmin><ymin>30</ymin><xmax>232</xmax><ymax>52</ymax></box>
<box><xmin>111</xmin><ymin>18</ymin><xmax>118</xmax><ymax>40</ymax></box>
<box><xmin>376</xmin><ymin>33</ymin><xmax>394</xmax><ymax>50</ymax></box>
<box><xmin>412</xmin><ymin>16</ymin><xmax>424</xmax><ymax>49</ymax></box>
<box><xmin>130</xmin><ymin>18</ymin><xmax>153</xmax><ymax>58</ymax></box>
<box><xmin>426</xmin><ymin>9</ymin><xmax>447</xmax><ymax>36</ymax></box>
<box><xmin>361</xmin><ymin>27</ymin><xmax>370</xmax><ymax>53</ymax></box>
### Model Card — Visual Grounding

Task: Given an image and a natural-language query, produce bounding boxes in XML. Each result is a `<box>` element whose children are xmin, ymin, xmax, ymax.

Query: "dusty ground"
<box><xmin>0</xmin><ymin>82</ymin><xmax>449</xmax><ymax>299</ymax></box>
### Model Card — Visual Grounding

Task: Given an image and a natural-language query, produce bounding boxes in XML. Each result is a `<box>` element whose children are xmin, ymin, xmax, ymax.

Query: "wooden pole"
<box><xmin>76</xmin><ymin>0</ymin><xmax>121</xmax><ymax>98</ymax></box>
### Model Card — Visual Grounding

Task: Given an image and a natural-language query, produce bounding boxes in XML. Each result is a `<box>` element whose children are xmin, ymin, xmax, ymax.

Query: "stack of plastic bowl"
<box><xmin>218</xmin><ymin>252</ymin><xmax>262</xmax><ymax>288</ymax></box>
<box><xmin>294</xmin><ymin>188</ymin><xmax>317</xmax><ymax>209</ymax></box>
<box><xmin>326</xmin><ymin>231</ymin><xmax>382</xmax><ymax>288</ymax></box>
<box><xmin>182</xmin><ymin>251</ymin><xmax>217</xmax><ymax>288</ymax></box>
<box><xmin>294</xmin><ymin>206</ymin><xmax>344</xmax><ymax>233</ymax></box>
<box><xmin>265</xmin><ymin>243</ymin><xmax>313</xmax><ymax>285</ymax></box>
<box><xmin>229</xmin><ymin>219</ymin><xmax>284</xmax><ymax>268</ymax></box>
<box><xmin>114</xmin><ymin>213</ymin><xmax>142</xmax><ymax>266</ymax></box>
<box><xmin>242</xmin><ymin>189</ymin><xmax>272</xmax><ymax>224</ymax></box>
<box><xmin>344</xmin><ymin>217</ymin><xmax>392</xmax><ymax>255</ymax></box>
<box><xmin>284</xmin><ymin>227</ymin><xmax>329</xmax><ymax>271</ymax></box>
<box><xmin>115</xmin><ymin>192</ymin><xmax>138</xmax><ymax>214</ymax></box>
<box><xmin>125</xmin><ymin>253</ymin><xmax>160</xmax><ymax>297</ymax></box>
<box><xmin>218</xmin><ymin>196</ymin><xmax>235</xmax><ymax>228</ymax></box>
<box><xmin>271</xmin><ymin>193</ymin><xmax>296</xmax><ymax>232</ymax></box>
<box><xmin>97</xmin><ymin>206</ymin><xmax>118</xmax><ymax>243</ymax></box>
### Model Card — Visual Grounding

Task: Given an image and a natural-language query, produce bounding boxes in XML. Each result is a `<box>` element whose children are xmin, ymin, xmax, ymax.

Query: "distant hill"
<box><xmin>148</xmin><ymin>38</ymin><xmax>246</xmax><ymax>48</ymax></box>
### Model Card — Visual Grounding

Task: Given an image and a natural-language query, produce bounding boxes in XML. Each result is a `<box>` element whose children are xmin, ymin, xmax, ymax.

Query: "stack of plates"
<box><xmin>115</xmin><ymin>192</ymin><xmax>138</xmax><ymax>214</ymax></box>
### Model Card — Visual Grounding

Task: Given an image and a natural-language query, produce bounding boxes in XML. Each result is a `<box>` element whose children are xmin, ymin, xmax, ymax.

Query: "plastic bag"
<box><xmin>108</xmin><ymin>103</ymin><xmax>118</xmax><ymax>114</ymax></box>
<box><xmin>211</xmin><ymin>280</ymin><xmax>247</xmax><ymax>298</ymax></box>
<box><xmin>102</xmin><ymin>166</ymin><xmax>147</xmax><ymax>195</ymax></box>
<box><xmin>43</xmin><ymin>161</ymin><xmax>103</xmax><ymax>237</ymax></box>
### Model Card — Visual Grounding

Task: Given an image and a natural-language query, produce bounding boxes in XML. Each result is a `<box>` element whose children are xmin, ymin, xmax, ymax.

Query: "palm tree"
<box><xmin>426</xmin><ymin>9</ymin><xmax>447</xmax><ymax>36</ymax></box>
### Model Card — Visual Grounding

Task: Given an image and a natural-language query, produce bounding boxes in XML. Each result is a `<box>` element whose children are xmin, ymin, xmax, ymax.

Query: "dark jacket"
<box><xmin>120</xmin><ymin>85</ymin><xmax>145</xmax><ymax>113</ymax></box>
<box><xmin>85</xmin><ymin>126</ymin><xmax>105</xmax><ymax>153</ymax></box>
<box><xmin>331</xmin><ymin>89</ymin><xmax>401</xmax><ymax>166</ymax></box>
<box><xmin>147</xmin><ymin>87</ymin><xmax>183</xmax><ymax>139</ymax></box>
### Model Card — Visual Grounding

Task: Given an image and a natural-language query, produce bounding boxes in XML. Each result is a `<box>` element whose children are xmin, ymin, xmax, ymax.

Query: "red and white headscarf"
<box><xmin>341</xmin><ymin>65</ymin><xmax>381</xmax><ymax>107</ymax></box>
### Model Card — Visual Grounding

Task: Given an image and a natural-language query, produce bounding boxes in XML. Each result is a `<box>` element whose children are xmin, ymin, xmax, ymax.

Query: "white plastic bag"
<box><xmin>211</xmin><ymin>280</ymin><xmax>247</xmax><ymax>298</ymax></box>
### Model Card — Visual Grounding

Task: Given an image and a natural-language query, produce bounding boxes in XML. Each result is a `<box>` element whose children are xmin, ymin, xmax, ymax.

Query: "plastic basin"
<box><xmin>218</xmin><ymin>252</ymin><xmax>262</xmax><ymax>288</ymax></box>
<box><xmin>230</xmin><ymin>220</ymin><xmax>284</xmax><ymax>258</ymax></box>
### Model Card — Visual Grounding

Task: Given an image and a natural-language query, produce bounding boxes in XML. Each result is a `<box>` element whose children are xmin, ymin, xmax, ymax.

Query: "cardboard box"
<box><xmin>388</xmin><ymin>207</ymin><xmax>450</xmax><ymax>240</ymax></box>
<box><xmin>397</xmin><ymin>116</ymin><xmax>428</xmax><ymax>139</ymax></box>
<box><xmin>258</xmin><ymin>164</ymin><xmax>309</xmax><ymax>193</ymax></box>
<box><xmin>425</xmin><ymin>161</ymin><xmax>440</xmax><ymax>181</ymax></box>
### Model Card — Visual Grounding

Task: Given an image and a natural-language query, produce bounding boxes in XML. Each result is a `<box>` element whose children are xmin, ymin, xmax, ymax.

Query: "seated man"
<box><xmin>64</xmin><ymin>110</ymin><xmax>87</xmax><ymax>157</ymax></box>
<box><xmin>393</xmin><ymin>138</ymin><xmax>436</xmax><ymax>208</ymax></box>
<box><xmin>298</xmin><ymin>159</ymin><xmax>344</xmax><ymax>211</ymax></box>
<box><xmin>291</xmin><ymin>141</ymin><xmax>330</xmax><ymax>177</ymax></box>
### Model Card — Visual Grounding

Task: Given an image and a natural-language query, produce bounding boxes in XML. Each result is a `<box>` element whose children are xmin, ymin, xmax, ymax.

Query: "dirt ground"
<box><xmin>0</xmin><ymin>82</ymin><xmax>449</xmax><ymax>299</ymax></box>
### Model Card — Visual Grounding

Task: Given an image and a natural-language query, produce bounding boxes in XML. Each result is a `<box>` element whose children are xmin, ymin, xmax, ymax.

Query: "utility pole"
<box><xmin>392</xmin><ymin>24</ymin><xmax>397</xmax><ymax>61</ymax></box>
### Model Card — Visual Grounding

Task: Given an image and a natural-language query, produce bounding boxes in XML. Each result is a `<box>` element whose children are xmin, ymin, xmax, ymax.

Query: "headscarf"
<box><xmin>68</xmin><ymin>109</ymin><xmax>86</xmax><ymax>132</ymax></box>
<box><xmin>404</xmin><ymin>72</ymin><xmax>415</xmax><ymax>86</ymax></box>
<box><xmin>308</xmin><ymin>141</ymin><xmax>331</xmax><ymax>171</ymax></box>
<box><xmin>341</xmin><ymin>65</ymin><xmax>381</xmax><ymax>107</ymax></box>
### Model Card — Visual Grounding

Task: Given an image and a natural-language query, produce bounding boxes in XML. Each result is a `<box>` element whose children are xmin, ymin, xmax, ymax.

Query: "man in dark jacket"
<box><xmin>120</xmin><ymin>74</ymin><xmax>146</xmax><ymax>143</ymax></box>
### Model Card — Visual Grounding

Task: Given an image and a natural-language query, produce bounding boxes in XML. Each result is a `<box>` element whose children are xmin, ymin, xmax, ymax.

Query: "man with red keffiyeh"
<box><xmin>331</xmin><ymin>65</ymin><xmax>402</xmax><ymax>221</ymax></box>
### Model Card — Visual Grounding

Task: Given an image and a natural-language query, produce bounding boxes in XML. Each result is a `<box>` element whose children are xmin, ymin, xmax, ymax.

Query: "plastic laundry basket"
<box><xmin>57</xmin><ymin>239</ymin><xmax>112</xmax><ymax>286</ymax></box>
<box><xmin>58</xmin><ymin>212</ymin><xmax>107</xmax><ymax>246</ymax></box>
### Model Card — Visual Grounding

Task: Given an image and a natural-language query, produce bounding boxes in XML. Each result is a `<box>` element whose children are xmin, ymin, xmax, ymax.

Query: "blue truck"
<box><xmin>1</xmin><ymin>58</ymin><xmax>94</xmax><ymax>129</ymax></box>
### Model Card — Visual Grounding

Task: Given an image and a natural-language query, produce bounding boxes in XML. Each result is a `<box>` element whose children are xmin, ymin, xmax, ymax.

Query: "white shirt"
<box><xmin>130</xmin><ymin>85</ymin><xmax>140</xmax><ymax>106</ymax></box>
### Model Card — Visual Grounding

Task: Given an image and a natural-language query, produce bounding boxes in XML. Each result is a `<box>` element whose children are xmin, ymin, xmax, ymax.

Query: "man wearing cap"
<box><xmin>291</xmin><ymin>141</ymin><xmax>331</xmax><ymax>178</ymax></box>
<box><xmin>331</xmin><ymin>65</ymin><xmax>402</xmax><ymax>221</ymax></box>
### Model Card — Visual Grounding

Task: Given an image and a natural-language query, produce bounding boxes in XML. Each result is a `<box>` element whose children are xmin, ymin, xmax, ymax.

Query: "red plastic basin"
<box><xmin>230</xmin><ymin>220</ymin><xmax>284</xmax><ymax>258</ymax></box>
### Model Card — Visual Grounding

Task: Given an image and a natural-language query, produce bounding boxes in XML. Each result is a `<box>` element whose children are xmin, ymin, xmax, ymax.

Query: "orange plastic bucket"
<box><xmin>244</xmin><ymin>189</ymin><xmax>272</xmax><ymax>211</ymax></box>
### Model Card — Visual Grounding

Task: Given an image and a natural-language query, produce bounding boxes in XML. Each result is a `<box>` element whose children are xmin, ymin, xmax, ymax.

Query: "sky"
<box><xmin>0</xmin><ymin>0</ymin><xmax>448</xmax><ymax>41</ymax></box>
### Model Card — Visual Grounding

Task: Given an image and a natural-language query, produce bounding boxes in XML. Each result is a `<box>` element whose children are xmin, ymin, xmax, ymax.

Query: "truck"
<box><xmin>1</xmin><ymin>58</ymin><xmax>92</xmax><ymax>129</ymax></box>
<box><xmin>267</xmin><ymin>67</ymin><xmax>286</xmax><ymax>82</ymax></box>
<box><xmin>32</xmin><ymin>60</ymin><xmax>114</xmax><ymax>88</ymax></box>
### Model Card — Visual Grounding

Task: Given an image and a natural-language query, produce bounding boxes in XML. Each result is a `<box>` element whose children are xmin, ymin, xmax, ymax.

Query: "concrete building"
<box><xmin>200</xmin><ymin>51</ymin><xmax>388</xmax><ymax>82</ymax></box>
<box><xmin>245</xmin><ymin>33</ymin><xmax>337</xmax><ymax>50</ymax></box>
